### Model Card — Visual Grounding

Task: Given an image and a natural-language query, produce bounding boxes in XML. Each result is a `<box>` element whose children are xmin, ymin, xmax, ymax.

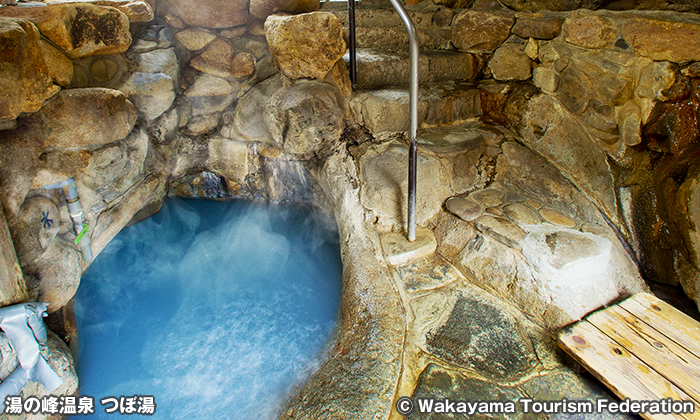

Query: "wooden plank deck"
<box><xmin>558</xmin><ymin>292</ymin><xmax>700</xmax><ymax>420</ymax></box>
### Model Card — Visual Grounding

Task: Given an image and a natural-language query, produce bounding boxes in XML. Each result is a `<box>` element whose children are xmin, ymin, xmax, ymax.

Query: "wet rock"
<box><xmin>206</xmin><ymin>137</ymin><xmax>248</xmax><ymax>186</ymax></box>
<box><xmin>504</xmin><ymin>202</ymin><xmax>541</xmax><ymax>225</ymax></box>
<box><xmin>26</xmin><ymin>88</ymin><xmax>137</xmax><ymax>149</ymax></box>
<box><xmin>422</xmin><ymin>290</ymin><xmax>537</xmax><ymax>379</ymax></box>
<box><xmin>432</xmin><ymin>7</ymin><xmax>454</xmax><ymax>27</ymax></box>
<box><xmin>250</xmin><ymin>0</ymin><xmax>320</xmax><ymax>20</ymax></box>
<box><xmin>232</xmin><ymin>74</ymin><xmax>290</xmax><ymax>143</ymax></box>
<box><xmin>264</xmin><ymin>80</ymin><xmax>345</xmax><ymax>158</ymax></box>
<box><xmin>24</xmin><ymin>240</ymin><xmax>81</xmax><ymax>312</ymax></box>
<box><xmin>9</xmin><ymin>196</ymin><xmax>61</xmax><ymax>267</ymax></box>
<box><xmin>635</xmin><ymin>60</ymin><xmax>677</xmax><ymax>101</ymax></box>
<box><xmin>189</xmin><ymin>38</ymin><xmax>234</xmax><ymax>78</ymax></box>
<box><xmin>473</xmin><ymin>214</ymin><xmax>527</xmax><ymax>247</ymax></box>
<box><xmin>0</xmin><ymin>4</ymin><xmax>132</xmax><ymax>58</ymax></box>
<box><xmin>0</xmin><ymin>19</ymin><xmax>56</xmax><ymax>121</ymax></box>
<box><xmin>132</xmin><ymin>47</ymin><xmax>179</xmax><ymax>81</ymax></box>
<box><xmin>117</xmin><ymin>72</ymin><xmax>175</xmax><ymax>121</ymax></box>
<box><xmin>451</xmin><ymin>11</ymin><xmax>514</xmax><ymax>53</ymax></box>
<box><xmin>487</xmin><ymin>43</ymin><xmax>532</xmax><ymax>81</ymax></box>
<box><xmin>184</xmin><ymin>74</ymin><xmax>234</xmax><ymax>97</ymax></box>
<box><xmin>409</xmin><ymin>364</ymin><xmax>524</xmax><ymax>420</ymax></box>
<box><xmin>174</xmin><ymin>28</ymin><xmax>216</xmax><ymax>51</ymax></box>
<box><xmin>265</xmin><ymin>12</ymin><xmax>346</xmax><ymax>80</ymax></box>
<box><xmin>469</xmin><ymin>188</ymin><xmax>505</xmax><ymax>206</ymax></box>
<box><xmin>166</xmin><ymin>0</ymin><xmax>248</xmax><ymax>28</ymax></box>
<box><xmin>520</xmin><ymin>94</ymin><xmax>617</xmax><ymax>219</ymax></box>
<box><xmin>561</xmin><ymin>12</ymin><xmax>616</xmax><ymax>49</ymax></box>
<box><xmin>445</xmin><ymin>197</ymin><xmax>482</xmax><ymax>222</ymax></box>
<box><xmin>359</xmin><ymin>142</ymin><xmax>451</xmax><ymax>231</ymax></box>
<box><xmin>622</xmin><ymin>17</ymin><xmax>700</xmax><ymax>63</ymax></box>
<box><xmin>148</xmin><ymin>107</ymin><xmax>179</xmax><ymax>145</ymax></box>
<box><xmin>185</xmin><ymin>112</ymin><xmax>221</xmax><ymax>136</ymax></box>
<box><xmin>39</xmin><ymin>39</ymin><xmax>73</xmax><ymax>89</ymax></box>
<box><xmin>539</xmin><ymin>207</ymin><xmax>576</xmax><ymax>227</ymax></box>
<box><xmin>231</xmin><ymin>52</ymin><xmax>256</xmax><ymax>79</ymax></box>
<box><xmin>511</xmin><ymin>17</ymin><xmax>563</xmax><ymax>39</ymax></box>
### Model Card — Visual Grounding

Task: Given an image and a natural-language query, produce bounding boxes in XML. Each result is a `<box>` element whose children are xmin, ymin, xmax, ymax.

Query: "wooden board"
<box><xmin>587</xmin><ymin>304</ymin><xmax>700</xmax><ymax>402</ymax></box>
<box><xmin>559</xmin><ymin>292</ymin><xmax>700</xmax><ymax>420</ymax></box>
<box><xmin>620</xmin><ymin>293</ymin><xmax>700</xmax><ymax>357</ymax></box>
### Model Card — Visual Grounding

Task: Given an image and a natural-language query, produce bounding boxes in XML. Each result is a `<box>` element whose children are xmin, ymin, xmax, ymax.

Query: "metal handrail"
<box><xmin>348</xmin><ymin>0</ymin><xmax>357</xmax><ymax>86</ymax></box>
<box><xmin>387</xmin><ymin>0</ymin><xmax>419</xmax><ymax>242</ymax></box>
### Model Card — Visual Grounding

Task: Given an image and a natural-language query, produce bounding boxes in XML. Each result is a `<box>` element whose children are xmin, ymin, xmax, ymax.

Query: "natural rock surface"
<box><xmin>0</xmin><ymin>3</ymin><xmax>133</xmax><ymax>58</ymax></box>
<box><xmin>250</xmin><ymin>0</ymin><xmax>320</xmax><ymax>20</ymax></box>
<box><xmin>0</xmin><ymin>19</ymin><xmax>57</xmax><ymax>121</ymax></box>
<box><xmin>166</xmin><ymin>0</ymin><xmax>248</xmax><ymax>28</ymax></box>
<box><xmin>265</xmin><ymin>12</ymin><xmax>346</xmax><ymax>80</ymax></box>
<box><xmin>264</xmin><ymin>80</ymin><xmax>345</xmax><ymax>158</ymax></box>
<box><xmin>189</xmin><ymin>38</ymin><xmax>234</xmax><ymax>78</ymax></box>
<box><xmin>622</xmin><ymin>17</ymin><xmax>700</xmax><ymax>62</ymax></box>
<box><xmin>451</xmin><ymin>11</ymin><xmax>514</xmax><ymax>53</ymax></box>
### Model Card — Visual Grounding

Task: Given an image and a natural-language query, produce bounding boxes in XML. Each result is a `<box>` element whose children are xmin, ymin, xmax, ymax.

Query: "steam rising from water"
<box><xmin>74</xmin><ymin>198</ymin><xmax>342</xmax><ymax>419</ymax></box>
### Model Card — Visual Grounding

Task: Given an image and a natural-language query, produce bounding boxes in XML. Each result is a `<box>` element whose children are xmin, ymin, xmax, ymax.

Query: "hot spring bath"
<box><xmin>72</xmin><ymin>198</ymin><xmax>343</xmax><ymax>419</ymax></box>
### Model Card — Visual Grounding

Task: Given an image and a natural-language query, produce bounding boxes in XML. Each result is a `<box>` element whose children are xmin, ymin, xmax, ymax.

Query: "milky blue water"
<box><xmin>73</xmin><ymin>198</ymin><xmax>343</xmax><ymax>419</ymax></box>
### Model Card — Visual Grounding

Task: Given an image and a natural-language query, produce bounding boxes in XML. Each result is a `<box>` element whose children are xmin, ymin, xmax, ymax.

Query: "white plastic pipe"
<box><xmin>40</xmin><ymin>178</ymin><xmax>93</xmax><ymax>262</ymax></box>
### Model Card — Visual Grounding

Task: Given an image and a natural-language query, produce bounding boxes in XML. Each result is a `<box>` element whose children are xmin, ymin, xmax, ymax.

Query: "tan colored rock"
<box><xmin>323</xmin><ymin>59</ymin><xmax>352</xmax><ymax>97</ymax></box>
<box><xmin>44</xmin><ymin>0</ymin><xmax>154</xmax><ymax>23</ymax></box>
<box><xmin>561</xmin><ymin>12</ymin><xmax>615</xmax><ymax>49</ymax></box>
<box><xmin>635</xmin><ymin>60</ymin><xmax>677</xmax><ymax>101</ymax></box>
<box><xmin>532</xmin><ymin>66</ymin><xmax>559</xmax><ymax>93</ymax></box>
<box><xmin>31</xmin><ymin>149</ymin><xmax>91</xmax><ymax>189</ymax></box>
<box><xmin>616</xmin><ymin>100</ymin><xmax>642</xmax><ymax>147</ymax></box>
<box><xmin>539</xmin><ymin>207</ymin><xmax>576</xmax><ymax>227</ymax></box>
<box><xmin>184</xmin><ymin>74</ymin><xmax>233</xmax><ymax>97</ymax></box>
<box><xmin>38</xmin><ymin>39</ymin><xmax>73</xmax><ymax>88</ymax></box>
<box><xmin>264</xmin><ymin>80</ymin><xmax>345</xmax><ymax>158</ymax></box>
<box><xmin>504</xmin><ymin>203</ymin><xmax>541</xmax><ymax>225</ymax></box>
<box><xmin>452</xmin><ymin>11</ymin><xmax>514</xmax><ymax>54</ymax></box>
<box><xmin>360</xmin><ymin>142</ymin><xmax>451</xmax><ymax>231</ymax></box>
<box><xmin>512</xmin><ymin>17</ymin><xmax>563</xmax><ymax>40</ymax></box>
<box><xmin>488</xmin><ymin>43</ymin><xmax>532</xmax><ymax>81</ymax></box>
<box><xmin>0</xmin><ymin>19</ymin><xmax>56</xmax><ymax>121</ymax></box>
<box><xmin>189</xmin><ymin>38</ymin><xmax>234</xmax><ymax>78</ymax></box>
<box><xmin>265</xmin><ymin>12</ymin><xmax>346</xmax><ymax>80</ymax></box>
<box><xmin>174</xmin><ymin>28</ymin><xmax>216</xmax><ymax>51</ymax></box>
<box><xmin>622</xmin><ymin>18</ymin><xmax>700</xmax><ymax>63</ymax></box>
<box><xmin>167</xmin><ymin>0</ymin><xmax>248</xmax><ymax>28</ymax></box>
<box><xmin>26</xmin><ymin>88</ymin><xmax>137</xmax><ymax>149</ymax></box>
<box><xmin>446</xmin><ymin>197</ymin><xmax>482</xmax><ymax>222</ymax></box>
<box><xmin>117</xmin><ymin>72</ymin><xmax>175</xmax><ymax>121</ymax></box>
<box><xmin>25</xmin><ymin>240</ymin><xmax>81</xmax><ymax>311</ymax></box>
<box><xmin>250</xmin><ymin>0</ymin><xmax>319</xmax><ymax>20</ymax></box>
<box><xmin>163</xmin><ymin>13</ymin><xmax>185</xmax><ymax>29</ymax></box>
<box><xmin>219</xmin><ymin>27</ymin><xmax>247</xmax><ymax>39</ymax></box>
<box><xmin>469</xmin><ymin>188</ymin><xmax>505</xmax><ymax>206</ymax></box>
<box><xmin>231</xmin><ymin>52</ymin><xmax>256</xmax><ymax>79</ymax></box>
<box><xmin>0</xmin><ymin>3</ymin><xmax>132</xmax><ymax>58</ymax></box>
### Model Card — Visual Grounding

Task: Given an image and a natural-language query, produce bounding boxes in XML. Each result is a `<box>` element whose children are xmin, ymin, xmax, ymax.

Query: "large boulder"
<box><xmin>24</xmin><ymin>240</ymin><xmax>82</xmax><ymax>312</ymax></box>
<box><xmin>25</xmin><ymin>88</ymin><xmax>138</xmax><ymax>149</ymax></box>
<box><xmin>265</xmin><ymin>12</ymin><xmax>346</xmax><ymax>80</ymax></box>
<box><xmin>0</xmin><ymin>19</ymin><xmax>57</xmax><ymax>121</ymax></box>
<box><xmin>264</xmin><ymin>80</ymin><xmax>345</xmax><ymax>158</ymax></box>
<box><xmin>166</xmin><ymin>0</ymin><xmax>248</xmax><ymax>28</ymax></box>
<box><xmin>498</xmin><ymin>0</ymin><xmax>605</xmax><ymax>10</ymax></box>
<box><xmin>0</xmin><ymin>3</ymin><xmax>132</xmax><ymax>58</ymax></box>
<box><xmin>44</xmin><ymin>0</ymin><xmax>154</xmax><ymax>23</ymax></box>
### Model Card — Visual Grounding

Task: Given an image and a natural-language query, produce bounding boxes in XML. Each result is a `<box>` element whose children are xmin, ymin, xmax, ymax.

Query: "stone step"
<box><xmin>325</xmin><ymin>2</ymin><xmax>453</xmax><ymax>51</ymax></box>
<box><xmin>350</xmin><ymin>82</ymin><xmax>482</xmax><ymax>137</ymax></box>
<box><xmin>347</xmin><ymin>49</ymin><xmax>480</xmax><ymax>90</ymax></box>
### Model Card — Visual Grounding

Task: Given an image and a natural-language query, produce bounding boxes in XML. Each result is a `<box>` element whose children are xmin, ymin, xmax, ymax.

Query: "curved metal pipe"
<box><xmin>387</xmin><ymin>0</ymin><xmax>419</xmax><ymax>242</ymax></box>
